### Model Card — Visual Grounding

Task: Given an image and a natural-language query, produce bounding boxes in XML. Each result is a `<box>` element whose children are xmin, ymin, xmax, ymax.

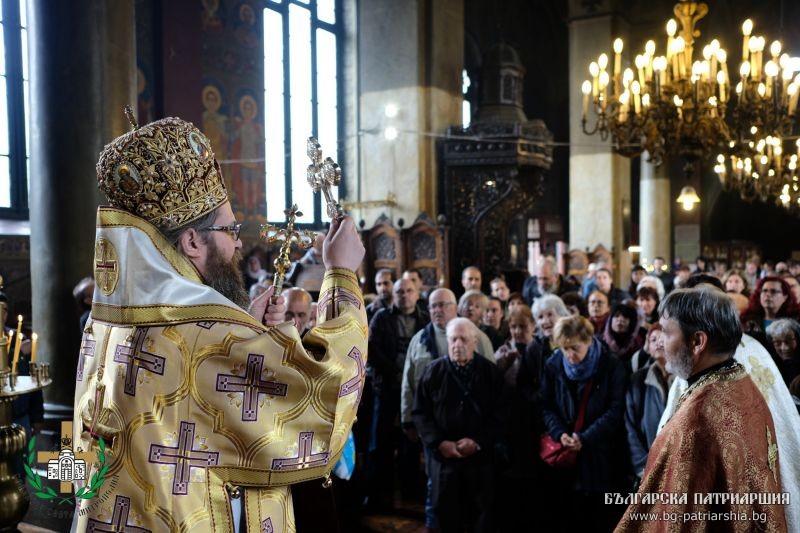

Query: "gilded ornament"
<box><xmin>767</xmin><ymin>425</ymin><xmax>779</xmax><ymax>484</ymax></box>
<box><xmin>94</xmin><ymin>239</ymin><xmax>119</xmax><ymax>296</ymax></box>
<box><xmin>97</xmin><ymin>115</ymin><xmax>228</xmax><ymax>230</ymax></box>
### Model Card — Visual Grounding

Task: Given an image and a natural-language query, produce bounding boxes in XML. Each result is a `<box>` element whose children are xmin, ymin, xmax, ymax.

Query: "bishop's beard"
<box><xmin>204</xmin><ymin>240</ymin><xmax>250</xmax><ymax>309</ymax></box>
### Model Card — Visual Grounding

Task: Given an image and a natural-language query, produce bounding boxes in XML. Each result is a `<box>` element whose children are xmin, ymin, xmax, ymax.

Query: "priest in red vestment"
<box><xmin>615</xmin><ymin>288</ymin><xmax>787</xmax><ymax>532</ymax></box>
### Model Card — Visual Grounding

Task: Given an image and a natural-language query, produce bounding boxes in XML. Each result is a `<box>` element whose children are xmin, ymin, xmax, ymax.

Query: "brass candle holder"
<box><xmin>0</xmin><ymin>335</ymin><xmax>52</xmax><ymax>530</ymax></box>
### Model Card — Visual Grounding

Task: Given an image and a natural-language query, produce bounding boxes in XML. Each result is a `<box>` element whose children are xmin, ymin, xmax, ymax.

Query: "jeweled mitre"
<box><xmin>96</xmin><ymin>117</ymin><xmax>228</xmax><ymax>230</ymax></box>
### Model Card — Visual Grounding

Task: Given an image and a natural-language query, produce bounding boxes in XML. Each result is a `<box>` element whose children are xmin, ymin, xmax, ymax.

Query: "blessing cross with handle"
<box><xmin>259</xmin><ymin>204</ymin><xmax>317</xmax><ymax>300</ymax></box>
<box><xmin>306</xmin><ymin>137</ymin><xmax>344</xmax><ymax>220</ymax></box>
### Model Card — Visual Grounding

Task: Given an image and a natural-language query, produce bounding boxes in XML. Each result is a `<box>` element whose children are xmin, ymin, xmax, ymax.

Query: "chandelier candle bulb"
<box><xmin>770</xmin><ymin>40</ymin><xmax>781</xmax><ymax>61</ymax></box>
<box><xmin>635</xmin><ymin>55</ymin><xmax>646</xmax><ymax>87</ymax></box>
<box><xmin>598</xmin><ymin>53</ymin><xmax>608</xmax><ymax>72</ymax></box>
<box><xmin>789</xmin><ymin>83</ymin><xmax>799</xmax><ymax>116</ymax></box>
<box><xmin>590</xmin><ymin>62</ymin><xmax>599</xmax><ymax>97</ymax></box>
<box><xmin>717</xmin><ymin>70</ymin><xmax>726</xmax><ymax>102</ymax></box>
<box><xmin>710</xmin><ymin>39</ymin><xmax>720</xmax><ymax>77</ymax></box>
<box><xmin>666</xmin><ymin>19</ymin><xmax>676</xmax><ymax>62</ymax></box>
<box><xmin>645</xmin><ymin>40</ymin><xmax>656</xmax><ymax>79</ymax></box>
<box><xmin>582</xmin><ymin>81</ymin><xmax>591</xmax><ymax>116</ymax></box>
<box><xmin>613</xmin><ymin>38</ymin><xmax>623</xmax><ymax>80</ymax></box>
<box><xmin>742</xmin><ymin>19</ymin><xmax>753</xmax><ymax>64</ymax></box>
<box><xmin>717</xmin><ymin>48</ymin><xmax>728</xmax><ymax>82</ymax></box>
<box><xmin>600</xmin><ymin>71</ymin><xmax>609</xmax><ymax>107</ymax></box>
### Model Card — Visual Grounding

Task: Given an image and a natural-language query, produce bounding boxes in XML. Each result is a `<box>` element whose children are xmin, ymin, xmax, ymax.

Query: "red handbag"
<box><xmin>539</xmin><ymin>379</ymin><xmax>593</xmax><ymax>468</ymax></box>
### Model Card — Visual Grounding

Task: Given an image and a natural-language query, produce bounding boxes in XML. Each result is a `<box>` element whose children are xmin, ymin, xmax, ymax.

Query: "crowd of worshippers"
<box><xmin>237</xmin><ymin>251</ymin><xmax>800</xmax><ymax>532</ymax></box>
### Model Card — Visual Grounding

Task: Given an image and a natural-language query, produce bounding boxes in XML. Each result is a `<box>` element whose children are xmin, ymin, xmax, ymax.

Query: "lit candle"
<box><xmin>31</xmin><ymin>333</ymin><xmax>37</xmax><ymax>364</ymax></box>
<box><xmin>742</xmin><ymin>19</ymin><xmax>753</xmax><ymax>66</ymax></box>
<box><xmin>645</xmin><ymin>40</ymin><xmax>655</xmax><ymax>81</ymax></box>
<box><xmin>11</xmin><ymin>315</ymin><xmax>22</xmax><ymax>374</ymax></box>
<box><xmin>632</xmin><ymin>81</ymin><xmax>641</xmax><ymax>114</ymax></box>
<box><xmin>717</xmin><ymin>70</ymin><xmax>726</xmax><ymax>102</ymax></box>
<box><xmin>666</xmin><ymin>19</ymin><xmax>677</xmax><ymax>63</ymax></box>
<box><xmin>765</xmin><ymin>61</ymin><xmax>779</xmax><ymax>99</ymax></box>
<box><xmin>718</xmin><ymin>49</ymin><xmax>729</xmax><ymax>84</ymax></box>
<box><xmin>581</xmin><ymin>80</ymin><xmax>592</xmax><ymax>117</ymax></box>
<box><xmin>635</xmin><ymin>54</ymin><xmax>646</xmax><ymax>87</ymax></box>
<box><xmin>613</xmin><ymin>38</ymin><xmax>623</xmax><ymax>80</ymax></box>
<box><xmin>770</xmin><ymin>40</ymin><xmax>781</xmax><ymax>62</ymax></box>
<box><xmin>709</xmin><ymin>39</ymin><xmax>719</xmax><ymax>79</ymax></box>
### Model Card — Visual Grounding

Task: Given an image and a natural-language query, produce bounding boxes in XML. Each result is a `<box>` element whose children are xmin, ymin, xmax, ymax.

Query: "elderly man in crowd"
<box><xmin>282</xmin><ymin>287</ymin><xmax>313</xmax><ymax>336</ymax></box>
<box><xmin>413</xmin><ymin>317</ymin><xmax>506</xmax><ymax>533</ymax></box>
<box><xmin>366</xmin><ymin>278</ymin><xmax>429</xmax><ymax>511</ymax></box>
<box><xmin>400</xmin><ymin>289</ymin><xmax>469</xmax><ymax>531</ymax></box>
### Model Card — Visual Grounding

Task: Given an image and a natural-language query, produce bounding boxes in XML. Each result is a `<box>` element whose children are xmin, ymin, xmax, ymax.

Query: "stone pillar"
<box><xmin>355</xmin><ymin>0</ymin><xmax>463</xmax><ymax>227</ymax></box>
<box><xmin>568</xmin><ymin>13</ymin><xmax>631</xmax><ymax>284</ymax></box>
<box><xmin>28</xmin><ymin>0</ymin><xmax>136</xmax><ymax>406</ymax></box>
<box><xmin>639</xmin><ymin>154</ymin><xmax>672</xmax><ymax>265</ymax></box>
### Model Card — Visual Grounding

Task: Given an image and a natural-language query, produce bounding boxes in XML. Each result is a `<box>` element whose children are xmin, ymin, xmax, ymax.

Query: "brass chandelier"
<box><xmin>580</xmin><ymin>0</ymin><xmax>800</xmax><ymax>211</ymax></box>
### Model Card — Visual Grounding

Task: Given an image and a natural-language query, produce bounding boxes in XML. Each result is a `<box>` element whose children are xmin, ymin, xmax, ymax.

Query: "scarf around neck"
<box><xmin>562</xmin><ymin>337</ymin><xmax>602</xmax><ymax>381</ymax></box>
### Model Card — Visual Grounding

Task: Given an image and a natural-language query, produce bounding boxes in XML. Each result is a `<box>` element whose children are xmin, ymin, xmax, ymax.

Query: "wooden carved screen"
<box><xmin>366</xmin><ymin>214</ymin><xmax>403</xmax><ymax>289</ymax></box>
<box><xmin>404</xmin><ymin>213</ymin><xmax>446</xmax><ymax>291</ymax></box>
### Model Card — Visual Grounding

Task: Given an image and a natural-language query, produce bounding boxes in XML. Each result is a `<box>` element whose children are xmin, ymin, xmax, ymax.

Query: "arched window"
<box><xmin>264</xmin><ymin>0</ymin><xmax>342</xmax><ymax>225</ymax></box>
<box><xmin>0</xmin><ymin>0</ymin><xmax>29</xmax><ymax>218</ymax></box>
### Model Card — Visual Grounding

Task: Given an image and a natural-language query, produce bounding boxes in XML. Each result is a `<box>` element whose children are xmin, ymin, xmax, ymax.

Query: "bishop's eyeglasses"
<box><xmin>203</xmin><ymin>223</ymin><xmax>243</xmax><ymax>241</ymax></box>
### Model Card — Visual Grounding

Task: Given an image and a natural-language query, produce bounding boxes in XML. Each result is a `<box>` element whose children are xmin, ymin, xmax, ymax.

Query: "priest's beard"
<box><xmin>204</xmin><ymin>240</ymin><xmax>250</xmax><ymax>309</ymax></box>
<box><xmin>665</xmin><ymin>342</ymin><xmax>694</xmax><ymax>380</ymax></box>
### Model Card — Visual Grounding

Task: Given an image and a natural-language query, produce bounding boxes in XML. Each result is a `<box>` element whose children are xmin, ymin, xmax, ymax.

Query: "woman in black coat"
<box><xmin>540</xmin><ymin>315</ymin><xmax>628</xmax><ymax>533</ymax></box>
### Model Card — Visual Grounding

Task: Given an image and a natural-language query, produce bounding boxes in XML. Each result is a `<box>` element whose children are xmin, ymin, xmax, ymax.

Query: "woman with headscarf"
<box><xmin>601</xmin><ymin>302</ymin><xmax>645</xmax><ymax>361</ymax></box>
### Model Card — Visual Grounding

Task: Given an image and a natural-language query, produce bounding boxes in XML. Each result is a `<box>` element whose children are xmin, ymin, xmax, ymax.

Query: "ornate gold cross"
<box><xmin>306</xmin><ymin>137</ymin><xmax>344</xmax><ymax>220</ymax></box>
<box><xmin>259</xmin><ymin>204</ymin><xmax>317</xmax><ymax>299</ymax></box>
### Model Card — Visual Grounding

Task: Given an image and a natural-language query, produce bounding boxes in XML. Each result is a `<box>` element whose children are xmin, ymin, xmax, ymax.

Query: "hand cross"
<box><xmin>306</xmin><ymin>137</ymin><xmax>344</xmax><ymax>220</ymax></box>
<box><xmin>259</xmin><ymin>204</ymin><xmax>317</xmax><ymax>298</ymax></box>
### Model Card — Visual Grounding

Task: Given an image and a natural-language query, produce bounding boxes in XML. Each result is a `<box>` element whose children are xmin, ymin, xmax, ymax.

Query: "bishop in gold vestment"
<box><xmin>72</xmin><ymin>116</ymin><xmax>367</xmax><ymax>532</ymax></box>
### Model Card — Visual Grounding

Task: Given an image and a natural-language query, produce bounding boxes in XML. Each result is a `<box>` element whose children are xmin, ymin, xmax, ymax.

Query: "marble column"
<box><xmin>28</xmin><ymin>0</ymin><xmax>136</xmax><ymax>406</ymax></box>
<box><xmin>568</xmin><ymin>13</ymin><xmax>631</xmax><ymax>285</ymax></box>
<box><xmin>639</xmin><ymin>153</ymin><xmax>672</xmax><ymax>266</ymax></box>
<box><xmin>355</xmin><ymin>0</ymin><xmax>463</xmax><ymax>227</ymax></box>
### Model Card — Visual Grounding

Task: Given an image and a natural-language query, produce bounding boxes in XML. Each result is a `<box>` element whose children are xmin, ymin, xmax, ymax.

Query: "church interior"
<box><xmin>1</xmin><ymin>0</ymin><xmax>800</xmax><ymax>531</ymax></box>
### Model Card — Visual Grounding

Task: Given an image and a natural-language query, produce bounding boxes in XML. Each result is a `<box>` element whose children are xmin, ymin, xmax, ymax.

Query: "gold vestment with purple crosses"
<box><xmin>72</xmin><ymin>207</ymin><xmax>367</xmax><ymax>532</ymax></box>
